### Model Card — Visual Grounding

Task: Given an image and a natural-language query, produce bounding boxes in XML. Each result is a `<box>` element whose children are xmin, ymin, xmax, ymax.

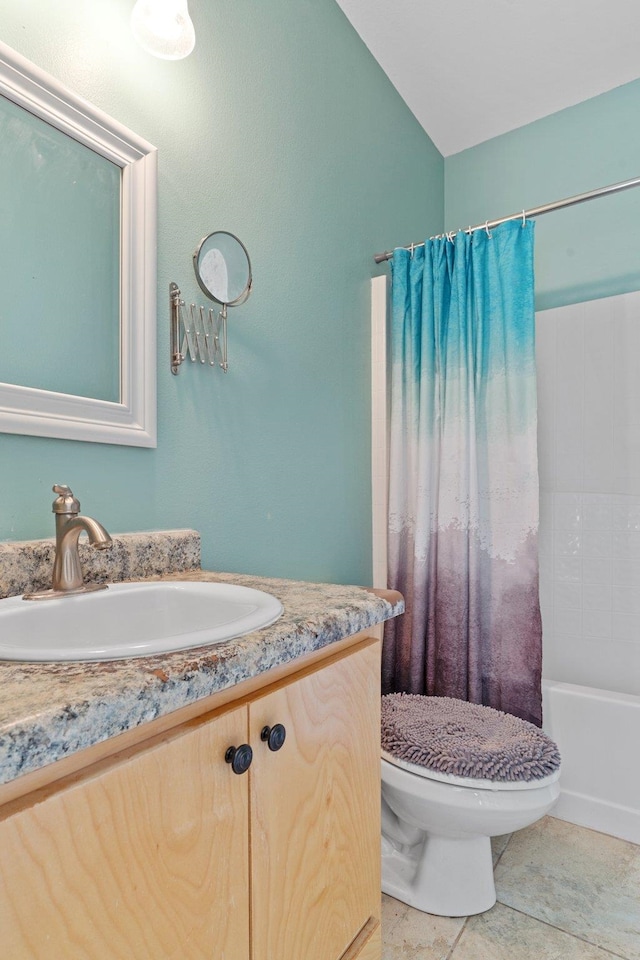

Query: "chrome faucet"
<box><xmin>23</xmin><ymin>485</ymin><xmax>112</xmax><ymax>601</ymax></box>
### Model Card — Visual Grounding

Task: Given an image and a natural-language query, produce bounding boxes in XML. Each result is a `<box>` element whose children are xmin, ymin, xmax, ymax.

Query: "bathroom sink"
<box><xmin>0</xmin><ymin>581</ymin><xmax>283</xmax><ymax>662</ymax></box>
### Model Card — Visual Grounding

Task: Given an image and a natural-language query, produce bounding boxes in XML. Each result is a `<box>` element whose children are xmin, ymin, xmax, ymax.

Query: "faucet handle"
<box><xmin>52</xmin><ymin>484</ymin><xmax>81</xmax><ymax>515</ymax></box>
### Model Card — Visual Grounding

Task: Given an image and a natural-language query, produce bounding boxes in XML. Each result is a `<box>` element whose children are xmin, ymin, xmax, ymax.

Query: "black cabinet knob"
<box><xmin>260</xmin><ymin>723</ymin><xmax>286</xmax><ymax>752</ymax></box>
<box><xmin>225</xmin><ymin>743</ymin><xmax>253</xmax><ymax>774</ymax></box>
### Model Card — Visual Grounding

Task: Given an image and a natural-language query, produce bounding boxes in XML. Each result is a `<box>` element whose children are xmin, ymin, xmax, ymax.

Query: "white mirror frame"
<box><xmin>0</xmin><ymin>41</ymin><xmax>157</xmax><ymax>447</ymax></box>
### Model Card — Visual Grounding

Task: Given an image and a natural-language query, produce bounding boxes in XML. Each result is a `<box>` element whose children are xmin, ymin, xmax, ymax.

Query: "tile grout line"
<box><xmin>424</xmin><ymin>838</ymin><xmax>516</xmax><ymax>960</ymax></box>
<box><xmin>492</xmin><ymin>834</ymin><xmax>512</xmax><ymax>869</ymax></box>
<box><xmin>444</xmin><ymin>838</ymin><xmax>512</xmax><ymax>960</ymax></box>
<box><xmin>494</xmin><ymin>902</ymin><xmax>635</xmax><ymax>960</ymax></box>
<box><xmin>444</xmin><ymin>917</ymin><xmax>469</xmax><ymax>960</ymax></box>
<box><xmin>548</xmin><ymin>814</ymin><xmax>640</xmax><ymax>848</ymax></box>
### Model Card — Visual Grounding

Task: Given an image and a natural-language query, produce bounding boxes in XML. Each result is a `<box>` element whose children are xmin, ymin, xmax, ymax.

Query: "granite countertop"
<box><xmin>0</xmin><ymin>532</ymin><xmax>403</xmax><ymax>788</ymax></box>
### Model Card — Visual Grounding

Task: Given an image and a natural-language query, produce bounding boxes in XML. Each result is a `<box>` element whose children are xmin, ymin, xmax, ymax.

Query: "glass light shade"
<box><xmin>131</xmin><ymin>0</ymin><xmax>195</xmax><ymax>60</ymax></box>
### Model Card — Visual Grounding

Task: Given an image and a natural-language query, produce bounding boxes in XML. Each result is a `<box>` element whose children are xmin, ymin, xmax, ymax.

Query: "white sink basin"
<box><xmin>0</xmin><ymin>581</ymin><xmax>283</xmax><ymax>662</ymax></box>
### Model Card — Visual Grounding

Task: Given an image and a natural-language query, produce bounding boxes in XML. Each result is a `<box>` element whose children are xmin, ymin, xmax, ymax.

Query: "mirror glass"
<box><xmin>0</xmin><ymin>40</ymin><xmax>157</xmax><ymax>447</ymax></box>
<box><xmin>0</xmin><ymin>94</ymin><xmax>121</xmax><ymax>401</ymax></box>
<box><xmin>193</xmin><ymin>231</ymin><xmax>252</xmax><ymax>306</ymax></box>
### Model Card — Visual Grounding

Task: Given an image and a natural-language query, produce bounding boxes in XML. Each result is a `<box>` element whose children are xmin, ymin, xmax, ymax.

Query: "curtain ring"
<box><xmin>485</xmin><ymin>220</ymin><xmax>492</xmax><ymax>237</ymax></box>
<box><xmin>466</xmin><ymin>225</ymin><xmax>472</xmax><ymax>235</ymax></box>
<box><xmin>522</xmin><ymin>209</ymin><xmax>526</xmax><ymax>227</ymax></box>
<box><xmin>409</xmin><ymin>242</ymin><xmax>415</xmax><ymax>258</ymax></box>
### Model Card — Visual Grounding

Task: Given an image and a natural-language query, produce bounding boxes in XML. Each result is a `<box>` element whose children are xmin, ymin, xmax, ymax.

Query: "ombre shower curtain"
<box><xmin>382</xmin><ymin>219</ymin><xmax>543</xmax><ymax>726</ymax></box>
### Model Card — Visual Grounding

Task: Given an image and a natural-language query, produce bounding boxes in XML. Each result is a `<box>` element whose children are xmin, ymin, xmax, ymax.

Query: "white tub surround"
<box><xmin>536</xmin><ymin>291</ymin><xmax>640</xmax><ymax>845</ymax></box>
<box><xmin>543</xmin><ymin>680</ymin><xmax>640</xmax><ymax>844</ymax></box>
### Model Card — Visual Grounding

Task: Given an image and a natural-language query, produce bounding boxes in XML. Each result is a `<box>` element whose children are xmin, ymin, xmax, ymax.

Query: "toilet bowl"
<box><xmin>380</xmin><ymin>695</ymin><xmax>561</xmax><ymax>917</ymax></box>
<box><xmin>381</xmin><ymin>752</ymin><xmax>560</xmax><ymax>916</ymax></box>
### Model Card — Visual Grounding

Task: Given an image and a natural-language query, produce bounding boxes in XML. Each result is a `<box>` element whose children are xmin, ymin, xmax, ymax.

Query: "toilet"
<box><xmin>381</xmin><ymin>693</ymin><xmax>561</xmax><ymax>918</ymax></box>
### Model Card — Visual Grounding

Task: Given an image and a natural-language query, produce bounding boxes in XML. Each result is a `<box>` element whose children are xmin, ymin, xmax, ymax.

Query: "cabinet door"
<box><xmin>249</xmin><ymin>640</ymin><xmax>381</xmax><ymax>960</ymax></box>
<box><xmin>0</xmin><ymin>705</ymin><xmax>250</xmax><ymax>960</ymax></box>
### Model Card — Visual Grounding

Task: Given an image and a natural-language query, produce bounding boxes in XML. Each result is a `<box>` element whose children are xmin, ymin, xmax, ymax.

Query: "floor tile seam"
<box><xmin>549</xmin><ymin>815</ymin><xmax>640</xmax><ymax>850</ymax></box>
<box><xmin>492</xmin><ymin>835</ymin><xmax>512</xmax><ymax>869</ymax></box>
<box><xmin>495</xmin><ymin>901</ymin><xmax>635</xmax><ymax>960</ymax></box>
<box><xmin>444</xmin><ymin>917</ymin><xmax>470</xmax><ymax>960</ymax></box>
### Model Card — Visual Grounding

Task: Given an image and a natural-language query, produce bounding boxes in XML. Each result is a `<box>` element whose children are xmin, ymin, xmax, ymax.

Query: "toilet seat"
<box><xmin>382</xmin><ymin>748</ymin><xmax>561</xmax><ymax>792</ymax></box>
<box><xmin>381</xmin><ymin>693</ymin><xmax>561</xmax><ymax>784</ymax></box>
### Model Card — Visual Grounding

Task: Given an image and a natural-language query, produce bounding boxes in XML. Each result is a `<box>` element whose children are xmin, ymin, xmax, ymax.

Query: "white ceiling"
<box><xmin>335</xmin><ymin>0</ymin><xmax>640</xmax><ymax>156</ymax></box>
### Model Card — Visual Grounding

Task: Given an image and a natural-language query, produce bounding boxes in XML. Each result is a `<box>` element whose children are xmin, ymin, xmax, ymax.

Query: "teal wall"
<box><xmin>0</xmin><ymin>0</ymin><xmax>443</xmax><ymax>584</ymax></box>
<box><xmin>445</xmin><ymin>80</ymin><xmax>640</xmax><ymax>312</ymax></box>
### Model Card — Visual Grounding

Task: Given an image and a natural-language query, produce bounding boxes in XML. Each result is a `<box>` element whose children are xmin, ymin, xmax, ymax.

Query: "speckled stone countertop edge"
<box><xmin>0</xmin><ymin>568</ymin><xmax>404</xmax><ymax>787</ymax></box>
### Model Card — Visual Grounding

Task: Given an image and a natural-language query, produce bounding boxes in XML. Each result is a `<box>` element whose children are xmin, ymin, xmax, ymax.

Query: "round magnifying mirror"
<box><xmin>193</xmin><ymin>231</ymin><xmax>252</xmax><ymax>306</ymax></box>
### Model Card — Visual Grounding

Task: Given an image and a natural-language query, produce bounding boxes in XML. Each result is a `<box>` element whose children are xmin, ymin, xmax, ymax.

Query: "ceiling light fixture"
<box><xmin>131</xmin><ymin>0</ymin><xmax>196</xmax><ymax>60</ymax></box>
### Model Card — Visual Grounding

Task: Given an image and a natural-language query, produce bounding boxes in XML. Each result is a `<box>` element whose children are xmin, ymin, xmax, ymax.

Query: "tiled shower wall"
<box><xmin>372</xmin><ymin>281</ymin><xmax>640</xmax><ymax>698</ymax></box>
<box><xmin>536</xmin><ymin>291</ymin><xmax>640</xmax><ymax>697</ymax></box>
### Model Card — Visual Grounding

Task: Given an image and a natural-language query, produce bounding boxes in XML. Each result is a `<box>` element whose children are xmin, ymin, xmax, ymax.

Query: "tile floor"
<box><xmin>382</xmin><ymin>816</ymin><xmax>640</xmax><ymax>960</ymax></box>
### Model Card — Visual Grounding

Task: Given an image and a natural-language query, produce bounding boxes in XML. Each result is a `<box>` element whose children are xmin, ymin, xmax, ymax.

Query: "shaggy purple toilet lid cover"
<box><xmin>381</xmin><ymin>693</ymin><xmax>561</xmax><ymax>782</ymax></box>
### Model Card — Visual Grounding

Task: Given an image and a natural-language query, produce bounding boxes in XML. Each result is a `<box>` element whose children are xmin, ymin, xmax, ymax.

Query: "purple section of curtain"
<box><xmin>383</xmin><ymin>529</ymin><xmax>542</xmax><ymax>726</ymax></box>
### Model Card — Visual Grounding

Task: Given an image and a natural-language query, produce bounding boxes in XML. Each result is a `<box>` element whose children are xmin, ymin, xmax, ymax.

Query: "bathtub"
<box><xmin>542</xmin><ymin>680</ymin><xmax>640</xmax><ymax>845</ymax></box>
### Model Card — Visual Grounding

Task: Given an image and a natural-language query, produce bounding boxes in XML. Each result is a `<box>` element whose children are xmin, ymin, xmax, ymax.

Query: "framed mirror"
<box><xmin>193</xmin><ymin>232</ymin><xmax>252</xmax><ymax>306</ymax></box>
<box><xmin>0</xmin><ymin>41</ymin><xmax>157</xmax><ymax>446</ymax></box>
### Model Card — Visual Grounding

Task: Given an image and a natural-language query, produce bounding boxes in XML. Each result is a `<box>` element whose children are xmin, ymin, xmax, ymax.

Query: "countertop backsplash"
<box><xmin>0</xmin><ymin>529</ymin><xmax>201</xmax><ymax>599</ymax></box>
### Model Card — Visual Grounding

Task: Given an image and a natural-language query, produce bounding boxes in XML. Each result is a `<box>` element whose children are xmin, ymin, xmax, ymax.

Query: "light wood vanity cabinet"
<box><xmin>0</xmin><ymin>637</ymin><xmax>382</xmax><ymax>960</ymax></box>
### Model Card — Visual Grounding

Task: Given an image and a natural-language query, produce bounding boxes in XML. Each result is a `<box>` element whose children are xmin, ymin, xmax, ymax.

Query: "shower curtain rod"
<box><xmin>372</xmin><ymin>174</ymin><xmax>640</xmax><ymax>264</ymax></box>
